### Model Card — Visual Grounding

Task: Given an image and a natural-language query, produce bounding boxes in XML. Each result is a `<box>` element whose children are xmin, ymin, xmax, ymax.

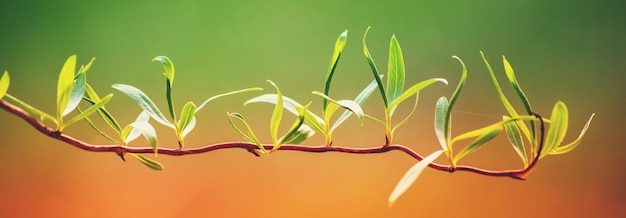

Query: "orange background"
<box><xmin>1</xmin><ymin>1</ymin><xmax>624</xmax><ymax>217</ymax></box>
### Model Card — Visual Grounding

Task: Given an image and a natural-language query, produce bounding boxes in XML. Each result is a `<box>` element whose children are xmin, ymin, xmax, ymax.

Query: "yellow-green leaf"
<box><xmin>434</xmin><ymin>97</ymin><xmax>449</xmax><ymax>151</ymax></box>
<box><xmin>57</xmin><ymin>55</ymin><xmax>77</xmax><ymax>120</ymax></box>
<box><xmin>130</xmin><ymin>154</ymin><xmax>163</xmax><ymax>171</ymax></box>
<box><xmin>267</xmin><ymin>80</ymin><xmax>283</xmax><ymax>148</ymax></box>
<box><xmin>503</xmin><ymin>116</ymin><xmax>528</xmax><ymax>167</ymax></box>
<box><xmin>0</xmin><ymin>71</ymin><xmax>9</xmax><ymax>99</ymax></box>
<box><xmin>177</xmin><ymin>101</ymin><xmax>197</xmax><ymax>137</ymax></box>
<box><xmin>550</xmin><ymin>113</ymin><xmax>594</xmax><ymax>155</ymax></box>
<box><xmin>453</xmin><ymin>127</ymin><xmax>501</xmax><ymax>164</ymax></box>
<box><xmin>323</xmin><ymin>30</ymin><xmax>348</xmax><ymax>110</ymax></box>
<box><xmin>541</xmin><ymin>101</ymin><xmax>569</xmax><ymax>158</ymax></box>
<box><xmin>387</xmin><ymin>78</ymin><xmax>448</xmax><ymax>113</ymax></box>
<box><xmin>196</xmin><ymin>87</ymin><xmax>263</xmax><ymax>112</ymax></box>
<box><xmin>63</xmin><ymin>94</ymin><xmax>113</xmax><ymax>127</ymax></box>
<box><xmin>363</xmin><ymin>26</ymin><xmax>387</xmax><ymax>106</ymax></box>
<box><xmin>153</xmin><ymin>56</ymin><xmax>175</xmax><ymax>86</ymax></box>
<box><xmin>386</xmin><ymin>35</ymin><xmax>405</xmax><ymax>110</ymax></box>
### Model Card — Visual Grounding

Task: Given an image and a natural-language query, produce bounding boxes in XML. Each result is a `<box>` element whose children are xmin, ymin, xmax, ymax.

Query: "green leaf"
<box><xmin>480</xmin><ymin>51</ymin><xmax>532</xmax><ymax>141</ymax></box>
<box><xmin>540</xmin><ymin>101</ymin><xmax>569</xmax><ymax>158</ymax></box>
<box><xmin>177</xmin><ymin>101</ymin><xmax>197</xmax><ymax>139</ymax></box>
<box><xmin>363</xmin><ymin>26</ymin><xmax>387</xmax><ymax>107</ymax></box>
<box><xmin>387</xmin><ymin>78</ymin><xmax>448</xmax><ymax>113</ymax></box>
<box><xmin>80</xmin><ymin>110</ymin><xmax>120</xmax><ymax>144</ymax></box>
<box><xmin>227</xmin><ymin>112</ymin><xmax>265</xmax><ymax>153</ymax></box>
<box><xmin>84</xmin><ymin>83</ymin><xmax>122</xmax><ymax>133</ymax></box>
<box><xmin>322</xmin><ymin>30</ymin><xmax>348</xmax><ymax>111</ymax></box>
<box><xmin>57</xmin><ymin>55</ymin><xmax>77</xmax><ymax>120</ymax></box>
<box><xmin>445</xmin><ymin>56</ymin><xmax>467</xmax><ymax>144</ymax></box>
<box><xmin>296</xmin><ymin>105</ymin><xmax>326</xmax><ymax>134</ymax></box>
<box><xmin>129</xmin><ymin>121</ymin><xmax>159</xmax><ymax>155</ymax></box>
<box><xmin>3</xmin><ymin>94</ymin><xmax>56</xmax><ymax>123</ymax></box>
<box><xmin>386</xmin><ymin>35</ymin><xmax>405</xmax><ymax>108</ymax></box>
<box><xmin>130</xmin><ymin>154</ymin><xmax>163</xmax><ymax>171</ymax></box>
<box><xmin>63</xmin><ymin>93</ymin><xmax>113</xmax><ymax>127</ymax></box>
<box><xmin>313</xmin><ymin>91</ymin><xmax>365</xmax><ymax>124</ymax></box>
<box><xmin>281</xmin><ymin>124</ymin><xmax>315</xmax><ymax>145</ymax></box>
<box><xmin>196</xmin><ymin>87</ymin><xmax>263</xmax><ymax>112</ymax></box>
<box><xmin>503</xmin><ymin>116</ymin><xmax>528</xmax><ymax>167</ymax></box>
<box><xmin>153</xmin><ymin>56</ymin><xmax>175</xmax><ymax>86</ymax></box>
<box><xmin>267</xmin><ymin>80</ymin><xmax>283</xmax><ymax>148</ymax></box>
<box><xmin>82</xmin><ymin>57</ymin><xmax>96</xmax><ymax>73</ymax></box>
<box><xmin>434</xmin><ymin>97</ymin><xmax>449</xmax><ymax>151</ymax></box>
<box><xmin>550</xmin><ymin>113</ymin><xmax>594</xmax><ymax>155</ymax></box>
<box><xmin>181</xmin><ymin>117</ymin><xmax>196</xmax><ymax>138</ymax></box>
<box><xmin>245</xmin><ymin>94</ymin><xmax>324</xmax><ymax>124</ymax></box>
<box><xmin>0</xmin><ymin>71</ymin><xmax>9</xmax><ymax>99</ymax></box>
<box><xmin>388</xmin><ymin>150</ymin><xmax>444</xmax><ymax>207</ymax></box>
<box><xmin>503</xmin><ymin>56</ymin><xmax>535</xmax><ymax>140</ymax></box>
<box><xmin>391</xmin><ymin>91</ymin><xmax>419</xmax><ymax>136</ymax></box>
<box><xmin>331</xmin><ymin>78</ymin><xmax>379</xmax><ymax>132</ymax></box>
<box><xmin>279</xmin><ymin>103</ymin><xmax>311</xmax><ymax>146</ymax></box>
<box><xmin>450</xmin><ymin>115</ymin><xmax>536</xmax><ymax>145</ymax></box>
<box><xmin>112</xmin><ymin>84</ymin><xmax>174</xmax><ymax>128</ymax></box>
<box><xmin>453</xmin><ymin>127</ymin><xmax>501</xmax><ymax>164</ymax></box>
<box><xmin>62</xmin><ymin>70</ymin><xmax>86</xmax><ymax>116</ymax></box>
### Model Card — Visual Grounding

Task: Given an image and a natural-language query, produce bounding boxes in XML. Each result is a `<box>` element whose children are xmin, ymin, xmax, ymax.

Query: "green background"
<box><xmin>0</xmin><ymin>0</ymin><xmax>624</xmax><ymax>217</ymax></box>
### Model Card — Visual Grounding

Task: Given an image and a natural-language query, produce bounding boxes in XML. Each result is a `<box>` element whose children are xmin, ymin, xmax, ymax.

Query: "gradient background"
<box><xmin>0</xmin><ymin>0</ymin><xmax>624</xmax><ymax>217</ymax></box>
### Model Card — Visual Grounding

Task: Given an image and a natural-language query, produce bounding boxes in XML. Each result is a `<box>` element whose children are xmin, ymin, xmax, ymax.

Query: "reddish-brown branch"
<box><xmin>1</xmin><ymin>98</ymin><xmax>535</xmax><ymax>180</ymax></box>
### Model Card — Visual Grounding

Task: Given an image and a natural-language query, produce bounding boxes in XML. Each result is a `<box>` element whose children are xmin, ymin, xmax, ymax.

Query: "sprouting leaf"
<box><xmin>503</xmin><ymin>116</ymin><xmax>528</xmax><ymax>166</ymax></box>
<box><xmin>387</xmin><ymin>78</ymin><xmax>448</xmax><ymax>113</ymax></box>
<box><xmin>63</xmin><ymin>93</ymin><xmax>113</xmax><ymax>127</ymax></box>
<box><xmin>130</xmin><ymin>154</ymin><xmax>163</xmax><ymax>170</ymax></box>
<box><xmin>177</xmin><ymin>101</ymin><xmax>197</xmax><ymax>137</ymax></box>
<box><xmin>279</xmin><ymin>103</ymin><xmax>310</xmax><ymax>146</ymax></box>
<box><xmin>388</xmin><ymin>150</ymin><xmax>444</xmax><ymax>207</ymax></box>
<box><xmin>245</xmin><ymin>94</ymin><xmax>325</xmax><ymax>125</ymax></box>
<box><xmin>444</xmin><ymin>56</ymin><xmax>467</xmax><ymax>146</ymax></box>
<box><xmin>82</xmin><ymin>57</ymin><xmax>96</xmax><ymax>73</ymax></box>
<box><xmin>3</xmin><ymin>94</ymin><xmax>56</xmax><ymax>123</ymax></box>
<box><xmin>153</xmin><ymin>56</ymin><xmax>175</xmax><ymax>86</ymax></box>
<box><xmin>196</xmin><ymin>87</ymin><xmax>263</xmax><ymax>112</ymax></box>
<box><xmin>266</xmin><ymin>80</ymin><xmax>284</xmax><ymax>148</ymax></box>
<box><xmin>502</xmin><ymin>56</ymin><xmax>534</xmax><ymax>139</ymax></box>
<box><xmin>550</xmin><ymin>113</ymin><xmax>595</xmax><ymax>155</ymax></box>
<box><xmin>84</xmin><ymin>83</ymin><xmax>122</xmax><ymax>133</ymax></box>
<box><xmin>112</xmin><ymin>84</ymin><xmax>174</xmax><ymax>128</ymax></box>
<box><xmin>322</xmin><ymin>30</ymin><xmax>348</xmax><ymax>110</ymax></box>
<box><xmin>434</xmin><ymin>97</ymin><xmax>449</xmax><ymax>151</ymax></box>
<box><xmin>129</xmin><ymin>121</ymin><xmax>159</xmax><ymax>155</ymax></box>
<box><xmin>386</xmin><ymin>35</ymin><xmax>405</xmax><ymax>109</ymax></box>
<box><xmin>450</xmin><ymin>115</ymin><xmax>536</xmax><ymax>145</ymax></box>
<box><xmin>363</xmin><ymin>26</ymin><xmax>387</xmax><ymax>106</ymax></box>
<box><xmin>62</xmin><ymin>70</ymin><xmax>86</xmax><ymax>116</ymax></box>
<box><xmin>453</xmin><ymin>127</ymin><xmax>501</xmax><ymax>164</ymax></box>
<box><xmin>57</xmin><ymin>55</ymin><xmax>77</xmax><ymax>119</ymax></box>
<box><xmin>540</xmin><ymin>101</ymin><xmax>569</xmax><ymax>158</ymax></box>
<box><xmin>332</xmin><ymin>78</ymin><xmax>380</xmax><ymax>131</ymax></box>
<box><xmin>80</xmin><ymin>110</ymin><xmax>120</xmax><ymax>144</ymax></box>
<box><xmin>0</xmin><ymin>71</ymin><xmax>9</xmax><ymax>99</ymax></box>
<box><xmin>295</xmin><ymin>105</ymin><xmax>326</xmax><ymax>134</ymax></box>
<box><xmin>391</xmin><ymin>91</ymin><xmax>419</xmax><ymax>135</ymax></box>
<box><xmin>181</xmin><ymin>117</ymin><xmax>196</xmax><ymax>138</ymax></box>
<box><xmin>281</xmin><ymin>124</ymin><xmax>315</xmax><ymax>145</ymax></box>
<box><xmin>313</xmin><ymin>91</ymin><xmax>365</xmax><ymax>124</ymax></box>
<box><xmin>227</xmin><ymin>112</ymin><xmax>264</xmax><ymax>153</ymax></box>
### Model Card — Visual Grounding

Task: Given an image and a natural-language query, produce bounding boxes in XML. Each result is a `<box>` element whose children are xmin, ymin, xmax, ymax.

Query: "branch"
<box><xmin>0</xmin><ymin>98</ymin><xmax>533</xmax><ymax>180</ymax></box>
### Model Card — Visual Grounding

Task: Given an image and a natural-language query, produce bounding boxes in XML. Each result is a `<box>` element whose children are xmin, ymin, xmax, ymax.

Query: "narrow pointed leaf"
<box><xmin>177</xmin><ymin>101</ymin><xmax>197</xmax><ymax>136</ymax></box>
<box><xmin>81</xmin><ymin>113</ymin><xmax>120</xmax><ymax>144</ymax></box>
<box><xmin>0</xmin><ymin>71</ymin><xmax>9</xmax><ymax>99</ymax></box>
<box><xmin>84</xmin><ymin>83</ymin><xmax>122</xmax><ymax>133</ymax></box>
<box><xmin>227</xmin><ymin>112</ymin><xmax>265</xmax><ymax>153</ymax></box>
<box><xmin>503</xmin><ymin>116</ymin><xmax>528</xmax><ymax>166</ymax></box>
<box><xmin>296</xmin><ymin>105</ymin><xmax>325</xmax><ymax>134</ymax></box>
<box><xmin>313</xmin><ymin>91</ymin><xmax>365</xmax><ymax>124</ymax></box>
<box><xmin>245</xmin><ymin>94</ymin><xmax>325</xmax><ymax>125</ymax></box>
<box><xmin>451</xmin><ymin>115</ymin><xmax>536</xmax><ymax>145</ymax></box>
<box><xmin>129</xmin><ymin>121</ymin><xmax>158</xmax><ymax>155</ymax></box>
<box><xmin>388</xmin><ymin>150</ymin><xmax>444</xmax><ymax>207</ymax></box>
<box><xmin>446</xmin><ymin>56</ymin><xmax>467</xmax><ymax>144</ymax></box>
<box><xmin>181</xmin><ymin>117</ymin><xmax>196</xmax><ymax>138</ymax></box>
<box><xmin>386</xmin><ymin>35</ymin><xmax>405</xmax><ymax>106</ymax></box>
<box><xmin>551</xmin><ymin>113</ymin><xmax>594</xmax><ymax>155</ymax></box>
<box><xmin>64</xmin><ymin>94</ymin><xmax>113</xmax><ymax>127</ymax></box>
<box><xmin>503</xmin><ymin>56</ymin><xmax>535</xmax><ymax>140</ymax></box>
<box><xmin>82</xmin><ymin>58</ymin><xmax>96</xmax><ymax>73</ymax></box>
<box><xmin>121</xmin><ymin>125</ymin><xmax>135</xmax><ymax>145</ymax></box>
<box><xmin>434</xmin><ymin>97</ymin><xmax>449</xmax><ymax>151</ymax></box>
<box><xmin>453</xmin><ymin>128</ymin><xmax>501</xmax><ymax>164</ymax></box>
<box><xmin>391</xmin><ymin>91</ymin><xmax>419</xmax><ymax>135</ymax></box>
<box><xmin>387</xmin><ymin>78</ymin><xmax>448</xmax><ymax>113</ymax></box>
<box><xmin>279</xmin><ymin>103</ymin><xmax>310</xmax><ymax>146</ymax></box>
<box><xmin>57</xmin><ymin>55</ymin><xmax>77</xmax><ymax>119</ymax></box>
<box><xmin>363</xmin><ymin>26</ymin><xmax>387</xmax><ymax>106</ymax></box>
<box><xmin>267</xmin><ymin>80</ymin><xmax>283</xmax><ymax>147</ymax></box>
<box><xmin>4</xmin><ymin>94</ymin><xmax>56</xmax><ymax>123</ymax></box>
<box><xmin>153</xmin><ymin>56</ymin><xmax>175</xmax><ymax>85</ymax></box>
<box><xmin>62</xmin><ymin>71</ymin><xmax>86</xmax><ymax>116</ymax></box>
<box><xmin>196</xmin><ymin>87</ymin><xmax>263</xmax><ymax>112</ymax></box>
<box><xmin>130</xmin><ymin>154</ymin><xmax>163</xmax><ymax>171</ymax></box>
<box><xmin>323</xmin><ymin>30</ymin><xmax>348</xmax><ymax>110</ymax></box>
<box><xmin>281</xmin><ymin>124</ymin><xmax>315</xmax><ymax>145</ymax></box>
<box><xmin>332</xmin><ymin>78</ymin><xmax>379</xmax><ymax>131</ymax></box>
<box><xmin>541</xmin><ymin>101</ymin><xmax>569</xmax><ymax>158</ymax></box>
<box><xmin>112</xmin><ymin>84</ymin><xmax>174</xmax><ymax>128</ymax></box>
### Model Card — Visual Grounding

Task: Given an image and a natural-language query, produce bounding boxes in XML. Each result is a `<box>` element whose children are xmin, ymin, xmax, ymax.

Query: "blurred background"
<box><xmin>0</xmin><ymin>0</ymin><xmax>624</xmax><ymax>217</ymax></box>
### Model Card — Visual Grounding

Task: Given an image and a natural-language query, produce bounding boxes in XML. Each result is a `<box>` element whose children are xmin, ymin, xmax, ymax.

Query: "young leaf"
<box><xmin>363</xmin><ymin>26</ymin><xmax>387</xmax><ymax>106</ymax></box>
<box><xmin>388</xmin><ymin>150</ymin><xmax>444</xmax><ymax>207</ymax></box>
<box><xmin>63</xmin><ymin>93</ymin><xmax>113</xmax><ymax>127</ymax></box>
<box><xmin>57</xmin><ymin>55</ymin><xmax>77</xmax><ymax>120</ymax></box>
<box><xmin>323</xmin><ymin>30</ymin><xmax>348</xmax><ymax>110</ymax></box>
<box><xmin>177</xmin><ymin>101</ymin><xmax>197</xmax><ymax>138</ymax></box>
<box><xmin>112</xmin><ymin>84</ymin><xmax>174</xmax><ymax>128</ymax></box>
<box><xmin>279</xmin><ymin>103</ymin><xmax>311</xmax><ymax>146</ymax></box>
<box><xmin>502</xmin><ymin>56</ymin><xmax>535</xmax><ymax>139</ymax></box>
<box><xmin>387</xmin><ymin>78</ymin><xmax>448</xmax><ymax>113</ymax></box>
<box><xmin>195</xmin><ymin>87</ymin><xmax>263</xmax><ymax>112</ymax></box>
<box><xmin>295</xmin><ymin>105</ymin><xmax>326</xmax><ymax>134</ymax></box>
<box><xmin>445</xmin><ymin>56</ymin><xmax>467</xmax><ymax>145</ymax></box>
<box><xmin>245</xmin><ymin>94</ymin><xmax>325</xmax><ymax>125</ymax></box>
<box><xmin>130</xmin><ymin>154</ymin><xmax>164</xmax><ymax>171</ymax></box>
<box><xmin>129</xmin><ymin>121</ymin><xmax>159</xmax><ymax>155</ymax></box>
<box><xmin>153</xmin><ymin>56</ymin><xmax>175</xmax><ymax>86</ymax></box>
<box><xmin>280</xmin><ymin>124</ymin><xmax>315</xmax><ymax>145</ymax></box>
<box><xmin>3</xmin><ymin>94</ymin><xmax>57</xmax><ymax>123</ymax></box>
<box><xmin>125</xmin><ymin>112</ymin><xmax>152</xmax><ymax>144</ymax></box>
<box><xmin>503</xmin><ymin>116</ymin><xmax>528</xmax><ymax>166</ymax></box>
<box><xmin>391</xmin><ymin>91</ymin><xmax>419</xmax><ymax>136</ymax></box>
<box><xmin>450</xmin><ymin>115</ymin><xmax>536</xmax><ymax>145</ymax></box>
<box><xmin>81</xmin><ymin>113</ymin><xmax>120</xmax><ymax>144</ymax></box>
<box><xmin>62</xmin><ymin>70</ymin><xmax>86</xmax><ymax>116</ymax></box>
<box><xmin>386</xmin><ymin>35</ymin><xmax>405</xmax><ymax>107</ymax></box>
<box><xmin>0</xmin><ymin>71</ymin><xmax>9</xmax><ymax>99</ymax></box>
<box><xmin>84</xmin><ymin>83</ymin><xmax>122</xmax><ymax>133</ymax></box>
<box><xmin>434</xmin><ymin>97</ymin><xmax>449</xmax><ymax>151</ymax></box>
<box><xmin>227</xmin><ymin>112</ymin><xmax>265</xmax><ymax>153</ymax></box>
<box><xmin>312</xmin><ymin>91</ymin><xmax>365</xmax><ymax>124</ymax></box>
<box><xmin>331</xmin><ymin>78</ymin><xmax>379</xmax><ymax>131</ymax></box>
<box><xmin>267</xmin><ymin>80</ymin><xmax>283</xmax><ymax>148</ymax></box>
<box><xmin>550</xmin><ymin>113</ymin><xmax>595</xmax><ymax>155</ymax></box>
<box><xmin>453</xmin><ymin>127</ymin><xmax>501</xmax><ymax>164</ymax></box>
<box><xmin>541</xmin><ymin>101</ymin><xmax>569</xmax><ymax>158</ymax></box>
<box><xmin>181</xmin><ymin>117</ymin><xmax>196</xmax><ymax>138</ymax></box>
